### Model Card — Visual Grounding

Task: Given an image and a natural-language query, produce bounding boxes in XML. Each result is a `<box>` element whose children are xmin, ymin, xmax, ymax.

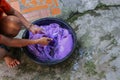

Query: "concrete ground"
<box><xmin>1</xmin><ymin>0</ymin><xmax>120</xmax><ymax>80</ymax></box>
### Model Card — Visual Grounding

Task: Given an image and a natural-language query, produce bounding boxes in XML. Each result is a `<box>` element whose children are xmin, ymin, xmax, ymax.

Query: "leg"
<box><xmin>0</xmin><ymin>16</ymin><xmax>22</xmax><ymax>37</ymax></box>
<box><xmin>0</xmin><ymin>47</ymin><xmax>20</xmax><ymax>68</ymax></box>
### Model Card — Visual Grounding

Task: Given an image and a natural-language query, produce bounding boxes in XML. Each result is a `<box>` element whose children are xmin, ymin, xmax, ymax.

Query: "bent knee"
<box><xmin>0</xmin><ymin>16</ymin><xmax>22</xmax><ymax>37</ymax></box>
<box><xmin>1</xmin><ymin>16</ymin><xmax>22</xmax><ymax>26</ymax></box>
<box><xmin>3</xmin><ymin>16</ymin><xmax>20</xmax><ymax>22</ymax></box>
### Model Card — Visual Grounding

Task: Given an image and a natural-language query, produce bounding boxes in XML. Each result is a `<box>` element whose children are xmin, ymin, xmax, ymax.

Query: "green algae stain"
<box><xmin>84</xmin><ymin>61</ymin><xmax>97</xmax><ymax>76</ymax></box>
<box><xmin>32</xmin><ymin>76</ymin><xmax>40</xmax><ymax>80</ymax></box>
<box><xmin>109</xmin><ymin>56</ymin><xmax>117</xmax><ymax>62</ymax></box>
<box><xmin>66</xmin><ymin>12</ymin><xmax>82</xmax><ymax>23</ymax></box>
<box><xmin>111</xmin><ymin>66</ymin><xmax>117</xmax><ymax>72</ymax></box>
<box><xmin>95</xmin><ymin>3</ymin><xmax>110</xmax><ymax>10</ymax></box>
<box><xmin>98</xmin><ymin>71</ymin><xmax>106</xmax><ymax>79</ymax></box>
<box><xmin>80</xmin><ymin>32</ymin><xmax>92</xmax><ymax>48</ymax></box>
<box><xmin>66</xmin><ymin>11</ymin><xmax>101</xmax><ymax>23</ymax></box>
<box><xmin>100</xmin><ymin>33</ymin><xmax>117</xmax><ymax>46</ymax></box>
<box><xmin>2</xmin><ymin>76</ymin><xmax>15</xmax><ymax>80</ymax></box>
<box><xmin>100</xmin><ymin>33</ymin><xmax>113</xmax><ymax>41</ymax></box>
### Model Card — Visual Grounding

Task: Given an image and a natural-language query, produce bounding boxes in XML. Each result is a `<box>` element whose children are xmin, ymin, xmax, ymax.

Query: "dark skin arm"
<box><xmin>0</xmin><ymin>35</ymin><xmax>52</xmax><ymax>47</ymax></box>
<box><xmin>5</xmin><ymin>7</ymin><xmax>42</xmax><ymax>34</ymax></box>
<box><xmin>0</xmin><ymin>3</ymin><xmax>52</xmax><ymax>47</ymax></box>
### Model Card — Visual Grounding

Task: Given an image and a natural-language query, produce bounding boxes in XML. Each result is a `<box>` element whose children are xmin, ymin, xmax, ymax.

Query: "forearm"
<box><xmin>13</xmin><ymin>9</ymin><xmax>31</xmax><ymax>29</ymax></box>
<box><xmin>10</xmin><ymin>9</ymin><xmax>41</xmax><ymax>34</ymax></box>
<box><xmin>6</xmin><ymin>39</ymin><xmax>37</xmax><ymax>47</ymax></box>
<box><xmin>1</xmin><ymin>35</ymin><xmax>38</xmax><ymax>47</ymax></box>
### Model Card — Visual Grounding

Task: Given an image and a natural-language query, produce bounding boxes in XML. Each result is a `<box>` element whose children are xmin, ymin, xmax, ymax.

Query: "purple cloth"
<box><xmin>28</xmin><ymin>23</ymin><xmax>73</xmax><ymax>62</ymax></box>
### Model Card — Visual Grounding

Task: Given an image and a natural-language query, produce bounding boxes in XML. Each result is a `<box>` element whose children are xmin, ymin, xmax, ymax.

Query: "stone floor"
<box><xmin>1</xmin><ymin>0</ymin><xmax>120</xmax><ymax>80</ymax></box>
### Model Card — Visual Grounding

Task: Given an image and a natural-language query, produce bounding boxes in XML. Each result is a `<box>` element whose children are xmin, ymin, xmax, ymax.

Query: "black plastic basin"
<box><xmin>22</xmin><ymin>17</ymin><xmax>77</xmax><ymax>65</ymax></box>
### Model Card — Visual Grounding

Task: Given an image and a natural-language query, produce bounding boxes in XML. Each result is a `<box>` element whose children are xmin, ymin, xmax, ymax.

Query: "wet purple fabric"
<box><xmin>28</xmin><ymin>23</ymin><xmax>73</xmax><ymax>62</ymax></box>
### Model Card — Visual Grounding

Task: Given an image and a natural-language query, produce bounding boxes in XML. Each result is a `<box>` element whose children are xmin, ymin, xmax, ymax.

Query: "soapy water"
<box><xmin>28</xmin><ymin>23</ymin><xmax>73</xmax><ymax>62</ymax></box>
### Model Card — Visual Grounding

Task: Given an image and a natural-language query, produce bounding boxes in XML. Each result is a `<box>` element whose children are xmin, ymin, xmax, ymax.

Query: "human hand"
<box><xmin>28</xmin><ymin>24</ymin><xmax>43</xmax><ymax>34</ymax></box>
<box><xmin>37</xmin><ymin>37</ymin><xmax>53</xmax><ymax>46</ymax></box>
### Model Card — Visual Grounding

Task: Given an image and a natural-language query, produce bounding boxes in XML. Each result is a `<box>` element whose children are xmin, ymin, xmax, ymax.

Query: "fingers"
<box><xmin>39</xmin><ymin>27</ymin><xmax>44</xmax><ymax>31</ymax></box>
<box><xmin>32</xmin><ymin>27</ymin><xmax>44</xmax><ymax>34</ymax></box>
<box><xmin>38</xmin><ymin>28</ymin><xmax>44</xmax><ymax>34</ymax></box>
<box><xmin>47</xmin><ymin>38</ymin><xmax>53</xmax><ymax>41</ymax></box>
<box><xmin>30</xmin><ymin>25</ymin><xmax>42</xmax><ymax>34</ymax></box>
<box><xmin>34</xmin><ymin>30</ymin><xmax>38</xmax><ymax>34</ymax></box>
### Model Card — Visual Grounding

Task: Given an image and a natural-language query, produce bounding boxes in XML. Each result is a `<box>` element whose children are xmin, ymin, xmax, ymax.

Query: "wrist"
<box><xmin>34</xmin><ymin>39</ymin><xmax>40</xmax><ymax>44</ymax></box>
<box><xmin>27</xmin><ymin>24</ymin><xmax>33</xmax><ymax>30</ymax></box>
